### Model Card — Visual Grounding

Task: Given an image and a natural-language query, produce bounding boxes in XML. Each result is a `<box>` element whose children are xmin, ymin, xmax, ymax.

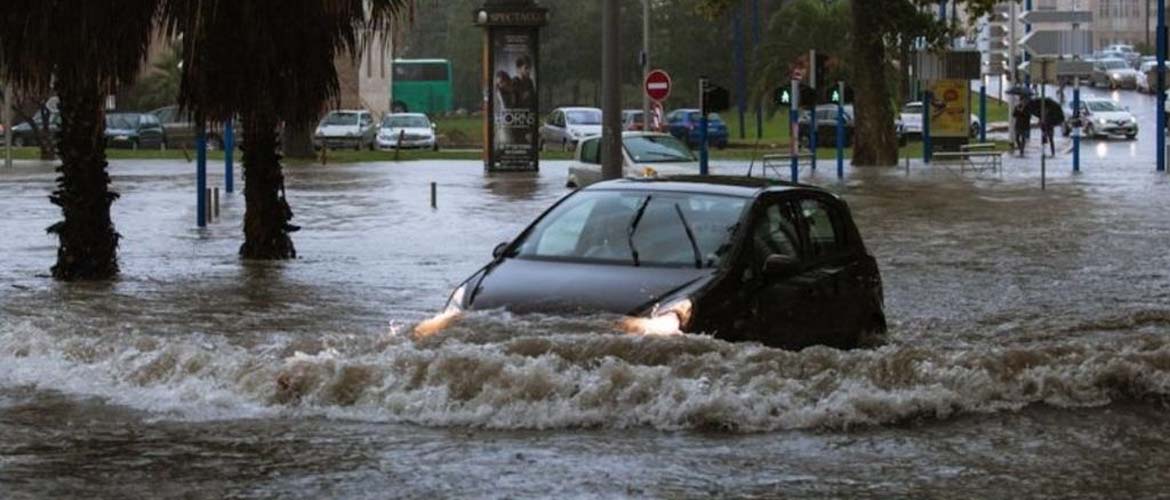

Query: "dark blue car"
<box><xmin>666</xmin><ymin>109</ymin><xmax>729</xmax><ymax>149</ymax></box>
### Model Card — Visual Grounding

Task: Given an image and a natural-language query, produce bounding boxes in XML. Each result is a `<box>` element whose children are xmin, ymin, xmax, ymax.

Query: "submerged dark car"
<box><xmin>105</xmin><ymin>112</ymin><xmax>165</xmax><ymax>149</ymax></box>
<box><xmin>439</xmin><ymin>176</ymin><xmax>885</xmax><ymax>350</ymax></box>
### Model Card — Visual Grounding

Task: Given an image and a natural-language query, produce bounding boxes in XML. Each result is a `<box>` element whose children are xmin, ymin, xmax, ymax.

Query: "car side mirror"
<box><xmin>763</xmin><ymin>254</ymin><xmax>801</xmax><ymax>278</ymax></box>
<box><xmin>492</xmin><ymin>242</ymin><xmax>510</xmax><ymax>259</ymax></box>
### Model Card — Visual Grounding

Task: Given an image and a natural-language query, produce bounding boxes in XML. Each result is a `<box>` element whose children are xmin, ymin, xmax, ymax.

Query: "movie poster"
<box><xmin>489</xmin><ymin>27</ymin><xmax>539</xmax><ymax>171</ymax></box>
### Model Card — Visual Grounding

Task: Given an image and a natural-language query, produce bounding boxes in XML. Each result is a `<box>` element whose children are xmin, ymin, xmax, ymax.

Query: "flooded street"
<box><xmin>2</xmin><ymin>155</ymin><xmax>1169</xmax><ymax>498</ymax></box>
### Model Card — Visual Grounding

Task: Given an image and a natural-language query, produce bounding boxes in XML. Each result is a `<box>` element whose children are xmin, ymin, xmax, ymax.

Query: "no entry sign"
<box><xmin>644</xmin><ymin>69</ymin><xmax>672</xmax><ymax>102</ymax></box>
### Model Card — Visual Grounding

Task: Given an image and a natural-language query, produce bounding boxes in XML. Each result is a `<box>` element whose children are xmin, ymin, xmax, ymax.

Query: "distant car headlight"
<box><xmin>114</xmin><ymin>135</ymin><xmax>129</xmax><ymax>141</ymax></box>
<box><xmin>1097</xmin><ymin>117</ymin><xmax>1109</xmax><ymax>125</ymax></box>
<box><xmin>621</xmin><ymin>297</ymin><xmax>693</xmax><ymax>336</ymax></box>
<box><xmin>1111</xmin><ymin>73</ymin><xmax>1123</xmax><ymax>80</ymax></box>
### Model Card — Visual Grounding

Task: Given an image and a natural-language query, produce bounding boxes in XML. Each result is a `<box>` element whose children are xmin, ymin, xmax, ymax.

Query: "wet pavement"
<box><xmin>1</xmin><ymin>147</ymin><xmax>1169</xmax><ymax>497</ymax></box>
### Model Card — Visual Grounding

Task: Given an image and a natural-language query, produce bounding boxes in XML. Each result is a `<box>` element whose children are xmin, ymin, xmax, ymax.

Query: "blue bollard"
<box><xmin>224</xmin><ymin>119</ymin><xmax>235</xmax><ymax>193</ymax></box>
<box><xmin>979</xmin><ymin>84</ymin><xmax>987</xmax><ymax>143</ymax></box>
<box><xmin>923</xmin><ymin>90</ymin><xmax>933</xmax><ymax>164</ymax></box>
<box><xmin>196</xmin><ymin>127</ymin><xmax>207</xmax><ymax>228</ymax></box>
<box><xmin>699</xmin><ymin>115</ymin><xmax>709</xmax><ymax>176</ymax></box>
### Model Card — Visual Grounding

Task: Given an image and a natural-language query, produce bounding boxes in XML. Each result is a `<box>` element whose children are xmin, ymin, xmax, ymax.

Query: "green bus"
<box><xmin>391</xmin><ymin>59</ymin><xmax>454</xmax><ymax>115</ymax></box>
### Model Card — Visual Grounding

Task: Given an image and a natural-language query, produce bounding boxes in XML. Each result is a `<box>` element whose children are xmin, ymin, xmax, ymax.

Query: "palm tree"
<box><xmin>162</xmin><ymin>0</ymin><xmax>412</xmax><ymax>260</ymax></box>
<box><xmin>0</xmin><ymin>1</ymin><xmax>161</xmax><ymax>280</ymax></box>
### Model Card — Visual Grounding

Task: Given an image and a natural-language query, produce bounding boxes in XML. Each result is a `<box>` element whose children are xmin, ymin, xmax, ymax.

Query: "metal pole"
<box><xmin>642</xmin><ymin>0</ymin><xmax>651</xmax><ymax>133</ymax></box>
<box><xmin>1158</xmin><ymin>0</ymin><xmax>1166</xmax><ymax>172</ymax></box>
<box><xmin>3</xmin><ymin>82</ymin><xmax>12</xmax><ymax>169</ymax></box>
<box><xmin>1008</xmin><ymin>1</ymin><xmax>1018</xmax><ymax>142</ymax></box>
<box><xmin>1073</xmin><ymin>77</ymin><xmax>1081</xmax><ymax>173</ymax></box>
<box><xmin>752</xmin><ymin>0</ymin><xmax>763</xmax><ymax>140</ymax></box>
<box><xmin>224</xmin><ymin>118</ymin><xmax>235</xmax><ymax>193</ymax></box>
<box><xmin>923</xmin><ymin>90</ymin><xmax>932</xmax><ymax>163</ymax></box>
<box><xmin>700</xmin><ymin>77</ymin><xmax>710</xmax><ymax>176</ymax></box>
<box><xmin>734</xmin><ymin>5</ymin><xmax>746</xmax><ymax>140</ymax></box>
<box><xmin>1024</xmin><ymin>0</ymin><xmax>1032</xmax><ymax>86</ymax></box>
<box><xmin>809</xmin><ymin>49</ymin><xmax>817</xmax><ymax>171</ymax></box>
<box><xmin>979</xmin><ymin>78</ymin><xmax>987</xmax><ymax>142</ymax></box>
<box><xmin>196</xmin><ymin>127</ymin><xmax>207</xmax><ymax>228</ymax></box>
<box><xmin>601</xmin><ymin>0</ymin><xmax>622</xmax><ymax>180</ymax></box>
<box><xmin>836</xmin><ymin>81</ymin><xmax>845</xmax><ymax>179</ymax></box>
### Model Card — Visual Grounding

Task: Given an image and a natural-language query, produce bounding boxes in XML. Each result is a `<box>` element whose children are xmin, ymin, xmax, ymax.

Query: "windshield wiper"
<box><xmin>674</xmin><ymin>204</ymin><xmax>703</xmax><ymax>269</ymax></box>
<box><xmin>628</xmin><ymin>195</ymin><xmax>652</xmax><ymax>267</ymax></box>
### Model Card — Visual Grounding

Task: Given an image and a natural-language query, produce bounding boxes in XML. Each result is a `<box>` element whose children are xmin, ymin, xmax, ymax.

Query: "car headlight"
<box><xmin>444</xmin><ymin>284</ymin><xmax>467</xmax><ymax>313</ymax></box>
<box><xmin>1098</xmin><ymin>118</ymin><xmax>1109</xmax><ymax>125</ymax></box>
<box><xmin>621</xmin><ymin>297</ymin><xmax>693</xmax><ymax>336</ymax></box>
<box><xmin>114</xmin><ymin>135</ymin><xmax>129</xmax><ymax>141</ymax></box>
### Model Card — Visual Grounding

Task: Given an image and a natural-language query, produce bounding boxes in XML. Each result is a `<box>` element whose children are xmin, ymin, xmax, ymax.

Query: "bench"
<box><xmin>933</xmin><ymin>149</ymin><xmax>1002</xmax><ymax>172</ymax></box>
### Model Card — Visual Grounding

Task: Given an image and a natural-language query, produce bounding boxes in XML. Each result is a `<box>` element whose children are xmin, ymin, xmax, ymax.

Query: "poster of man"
<box><xmin>490</xmin><ymin>27</ymin><xmax>539</xmax><ymax>170</ymax></box>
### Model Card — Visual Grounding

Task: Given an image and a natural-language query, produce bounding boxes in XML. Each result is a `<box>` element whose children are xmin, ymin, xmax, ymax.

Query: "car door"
<box><xmin>793</xmin><ymin>194</ymin><xmax>865</xmax><ymax>347</ymax></box>
<box><xmin>738</xmin><ymin>194</ymin><xmax>827</xmax><ymax>349</ymax></box>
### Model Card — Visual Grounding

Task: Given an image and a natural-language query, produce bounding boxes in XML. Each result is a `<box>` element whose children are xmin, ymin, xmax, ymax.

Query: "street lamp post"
<box><xmin>601</xmin><ymin>0</ymin><xmax>622</xmax><ymax>180</ymax></box>
<box><xmin>642</xmin><ymin>0</ymin><xmax>651</xmax><ymax>133</ymax></box>
<box><xmin>1158</xmin><ymin>0</ymin><xmax>1166</xmax><ymax>172</ymax></box>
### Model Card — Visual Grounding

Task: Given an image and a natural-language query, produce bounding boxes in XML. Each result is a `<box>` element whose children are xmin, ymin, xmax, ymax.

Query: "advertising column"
<box><xmin>475</xmin><ymin>1</ymin><xmax>548</xmax><ymax>173</ymax></box>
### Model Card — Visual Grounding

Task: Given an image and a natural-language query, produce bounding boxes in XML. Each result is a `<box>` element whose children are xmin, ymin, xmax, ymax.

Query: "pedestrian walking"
<box><xmin>1012</xmin><ymin>101</ymin><xmax>1031</xmax><ymax>157</ymax></box>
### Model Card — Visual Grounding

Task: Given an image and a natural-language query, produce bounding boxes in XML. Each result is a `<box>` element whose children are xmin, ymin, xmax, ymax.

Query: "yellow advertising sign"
<box><xmin>929</xmin><ymin>79</ymin><xmax>970</xmax><ymax>138</ymax></box>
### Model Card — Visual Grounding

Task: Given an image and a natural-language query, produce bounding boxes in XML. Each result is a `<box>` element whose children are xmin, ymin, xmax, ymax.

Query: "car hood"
<box><xmin>1107</xmin><ymin>68</ymin><xmax>1139</xmax><ymax>76</ymax></box>
<box><xmin>105</xmin><ymin>128</ymin><xmax>138</xmax><ymax>136</ymax></box>
<box><xmin>1088</xmin><ymin>111</ymin><xmax>1134</xmax><ymax>120</ymax></box>
<box><xmin>469</xmin><ymin>258</ymin><xmax>716</xmax><ymax>316</ymax></box>
<box><xmin>317</xmin><ymin>125</ymin><xmax>361</xmax><ymax>137</ymax></box>
<box><xmin>567</xmin><ymin>124</ymin><xmax>603</xmax><ymax>135</ymax></box>
<box><xmin>380</xmin><ymin>126</ymin><xmax>433</xmax><ymax>137</ymax></box>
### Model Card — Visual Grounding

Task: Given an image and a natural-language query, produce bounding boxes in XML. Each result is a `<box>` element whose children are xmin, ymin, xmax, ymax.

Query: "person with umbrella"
<box><xmin>1012</xmin><ymin>99</ymin><xmax>1032</xmax><ymax>156</ymax></box>
<box><xmin>1024</xmin><ymin>97</ymin><xmax>1065</xmax><ymax>158</ymax></box>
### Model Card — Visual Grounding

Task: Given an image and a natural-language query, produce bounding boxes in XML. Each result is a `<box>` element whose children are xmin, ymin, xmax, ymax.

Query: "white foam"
<box><xmin>1</xmin><ymin>317</ymin><xmax>1168</xmax><ymax>431</ymax></box>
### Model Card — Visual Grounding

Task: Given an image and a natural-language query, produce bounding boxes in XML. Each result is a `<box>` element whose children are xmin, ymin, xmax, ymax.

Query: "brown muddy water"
<box><xmin>1</xmin><ymin>155</ymin><xmax>1169</xmax><ymax>498</ymax></box>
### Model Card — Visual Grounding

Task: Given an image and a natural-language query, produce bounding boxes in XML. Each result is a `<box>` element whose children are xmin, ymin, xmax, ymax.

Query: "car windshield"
<box><xmin>383</xmin><ymin>116</ymin><xmax>430</xmax><ymax>128</ymax></box>
<box><xmin>106</xmin><ymin>114</ymin><xmax>136</xmax><ymax>130</ymax></box>
<box><xmin>566</xmin><ymin>110</ymin><xmax>602</xmax><ymax>125</ymax></box>
<box><xmin>625</xmin><ymin>135</ymin><xmax>695</xmax><ymax>163</ymax></box>
<box><xmin>903</xmin><ymin>104</ymin><xmax>923</xmax><ymax>114</ymax></box>
<box><xmin>1101</xmin><ymin>60</ymin><xmax>1128</xmax><ymax>70</ymax></box>
<box><xmin>515</xmin><ymin>189</ymin><xmax>748</xmax><ymax>268</ymax></box>
<box><xmin>323</xmin><ymin>112</ymin><xmax>359</xmax><ymax>126</ymax></box>
<box><xmin>1086</xmin><ymin>101</ymin><xmax>1123</xmax><ymax>112</ymax></box>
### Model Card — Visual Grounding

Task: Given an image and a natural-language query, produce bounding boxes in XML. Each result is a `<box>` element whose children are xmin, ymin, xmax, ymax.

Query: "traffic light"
<box><xmin>702</xmin><ymin>83</ymin><xmax>730</xmax><ymax>114</ymax></box>
<box><xmin>827</xmin><ymin>85</ymin><xmax>854</xmax><ymax>104</ymax></box>
<box><xmin>774</xmin><ymin>87</ymin><xmax>791</xmax><ymax>106</ymax></box>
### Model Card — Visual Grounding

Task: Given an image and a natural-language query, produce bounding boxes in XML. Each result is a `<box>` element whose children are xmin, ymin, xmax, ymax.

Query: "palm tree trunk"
<box><xmin>281</xmin><ymin>120</ymin><xmax>316</xmax><ymax>159</ymax></box>
<box><xmin>240</xmin><ymin>112</ymin><xmax>297</xmax><ymax>260</ymax></box>
<box><xmin>48</xmin><ymin>81</ymin><xmax>119</xmax><ymax>280</ymax></box>
<box><xmin>850</xmin><ymin>0</ymin><xmax>899</xmax><ymax>167</ymax></box>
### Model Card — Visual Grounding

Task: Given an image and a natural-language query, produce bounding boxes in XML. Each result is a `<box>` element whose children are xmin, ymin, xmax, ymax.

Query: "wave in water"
<box><xmin>1</xmin><ymin>314</ymin><xmax>1168</xmax><ymax>431</ymax></box>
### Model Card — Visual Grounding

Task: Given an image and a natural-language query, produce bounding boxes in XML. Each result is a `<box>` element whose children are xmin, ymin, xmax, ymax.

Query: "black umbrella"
<box><xmin>1005</xmin><ymin>85</ymin><xmax>1035</xmax><ymax>98</ymax></box>
<box><xmin>1024</xmin><ymin>97</ymin><xmax>1065</xmax><ymax>126</ymax></box>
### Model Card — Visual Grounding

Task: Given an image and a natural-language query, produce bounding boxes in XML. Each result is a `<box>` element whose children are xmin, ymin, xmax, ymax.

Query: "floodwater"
<box><xmin>1</xmin><ymin>152</ymin><xmax>1169</xmax><ymax>498</ymax></box>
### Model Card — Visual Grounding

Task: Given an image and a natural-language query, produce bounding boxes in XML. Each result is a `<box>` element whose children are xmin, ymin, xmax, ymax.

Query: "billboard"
<box><xmin>929</xmin><ymin>79</ymin><xmax>970</xmax><ymax>138</ymax></box>
<box><xmin>487</xmin><ymin>27</ymin><xmax>539</xmax><ymax>171</ymax></box>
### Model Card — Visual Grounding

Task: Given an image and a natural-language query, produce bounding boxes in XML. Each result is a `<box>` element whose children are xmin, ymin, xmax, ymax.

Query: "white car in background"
<box><xmin>1066</xmin><ymin>98</ymin><xmax>1138</xmax><ymax>140</ymax></box>
<box><xmin>377</xmin><ymin>113</ymin><xmax>437</xmax><ymax>151</ymax></box>
<box><xmin>540</xmin><ymin>107</ymin><xmax>602</xmax><ymax>151</ymax></box>
<box><xmin>566</xmin><ymin>132</ymin><xmax>698</xmax><ymax>188</ymax></box>
<box><xmin>899</xmin><ymin>101</ymin><xmax>981</xmax><ymax>138</ymax></box>
<box><xmin>315</xmin><ymin>109</ymin><xmax>378</xmax><ymax>150</ymax></box>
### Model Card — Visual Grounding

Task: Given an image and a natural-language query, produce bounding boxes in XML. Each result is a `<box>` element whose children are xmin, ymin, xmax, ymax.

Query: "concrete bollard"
<box><xmin>213</xmin><ymin>188</ymin><xmax>220</xmax><ymax>219</ymax></box>
<box><xmin>430</xmin><ymin>182</ymin><xmax>437</xmax><ymax>209</ymax></box>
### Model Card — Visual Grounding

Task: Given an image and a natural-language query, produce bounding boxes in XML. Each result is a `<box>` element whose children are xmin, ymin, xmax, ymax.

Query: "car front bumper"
<box><xmin>316</xmin><ymin>136</ymin><xmax>365</xmax><ymax>149</ymax></box>
<box><xmin>1092</xmin><ymin>122</ymin><xmax>1138</xmax><ymax>136</ymax></box>
<box><xmin>377</xmin><ymin>137</ymin><xmax>435</xmax><ymax>149</ymax></box>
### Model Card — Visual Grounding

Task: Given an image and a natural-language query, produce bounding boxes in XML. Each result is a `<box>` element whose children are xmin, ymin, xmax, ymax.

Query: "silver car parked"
<box><xmin>314</xmin><ymin>109</ymin><xmax>378</xmax><ymax>151</ymax></box>
<box><xmin>539</xmin><ymin>107</ymin><xmax>602</xmax><ymax>151</ymax></box>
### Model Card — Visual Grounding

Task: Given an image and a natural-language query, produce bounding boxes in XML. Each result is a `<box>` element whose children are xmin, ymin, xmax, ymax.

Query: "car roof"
<box><xmin>557</xmin><ymin>107</ymin><xmax>601</xmax><ymax>112</ymax></box>
<box><xmin>582</xmin><ymin>176</ymin><xmax>817</xmax><ymax>198</ymax></box>
<box><xmin>386</xmin><ymin>113</ymin><xmax>428</xmax><ymax>118</ymax></box>
<box><xmin>329</xmin><ymin>109</ymin><xmax>369</xmax><ymax>114</ymax></box>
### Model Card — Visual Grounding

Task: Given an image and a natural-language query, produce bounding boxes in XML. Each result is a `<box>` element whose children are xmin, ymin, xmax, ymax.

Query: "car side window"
<box><xmin>742</xmin><ymin>199</ymin><xmax>801</xmax><ymax>281</ymax></box>
<box><xmin>579</xmin><ymin>138</ymin><xmax>601</xmax><ymax>165</ymax></box>
<box><xmin>360</xmin><ymin>114</ymin><xmax>372</xmax><ymax>127</ymax></box>
<box><xmin>798</xmin><ymin>198</ymin><xmax>845</xmax><ymax>258</ymax></box>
